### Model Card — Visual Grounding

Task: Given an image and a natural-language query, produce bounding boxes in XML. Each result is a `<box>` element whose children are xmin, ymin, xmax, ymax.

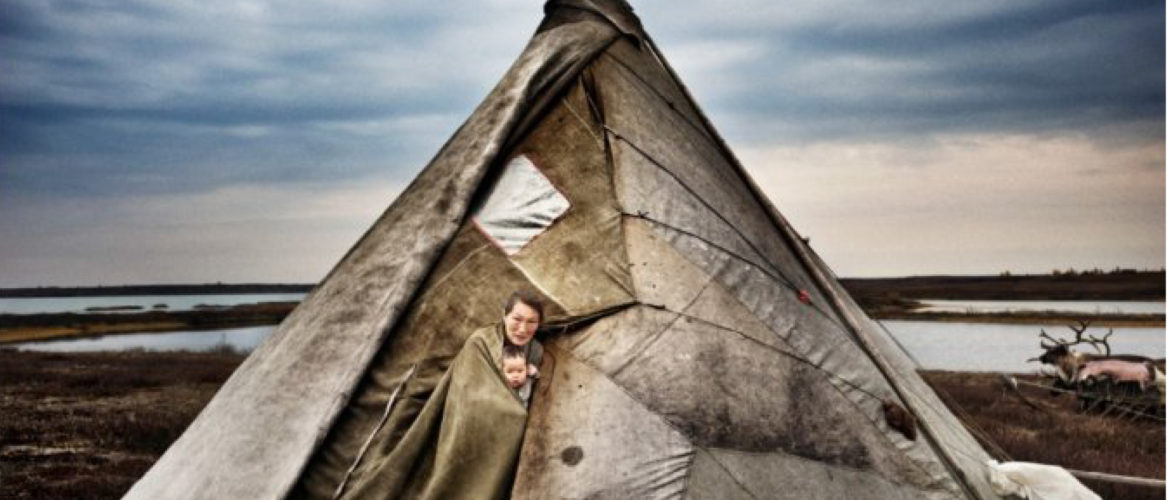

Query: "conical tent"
<box><xmin>127</xmin><ymin>1</ymin><xmax>998</xmax><ymax>498</ymax></box>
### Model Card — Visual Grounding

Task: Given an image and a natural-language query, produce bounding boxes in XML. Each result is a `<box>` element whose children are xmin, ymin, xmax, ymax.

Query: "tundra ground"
<box><xmin>0</xmin><ymin>350</ymin><xmax>1163</xmax><ymax>499</ymax></box>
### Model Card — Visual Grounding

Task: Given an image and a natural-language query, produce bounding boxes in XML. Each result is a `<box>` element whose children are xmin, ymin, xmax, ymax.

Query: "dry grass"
<box><xmin>0</xmin><ymin>350</ymin><xmax>1162</xmax><ymax>499</ymax></box>
<box><xmin>0</xmin><ymin>349</ymin><xmax>244</xmax><ymax>499</ymax></box>
<box><xmin>922</xmin><ymin>371</ymin><xmax>1165</xmax><ymax>499</ymax></box>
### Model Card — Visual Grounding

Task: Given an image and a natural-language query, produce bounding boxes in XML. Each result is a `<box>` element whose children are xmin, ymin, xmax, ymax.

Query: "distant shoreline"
<box><xmin>4</xmin><ymin>271</ymin><xmax>1161</xmax><ymax>300</ymax></box>
<box><xmin>841</xmin><ymin>271</ymin><xmax>1165</xmax><ymax>301</ymax></box>
<box><xmin>0</xmin><ymin>272</ymin><xmax>1163</xmax><ymax>345</ymax></box>
<box><xmin>0</xmin><ymin>283</ymin><xmax>315</xmax><ymax>298</ymax></box>
<box><xmin>0</xmin><ymin>302</ymin><xmax>298</xmax><ymax>345</ymax></box>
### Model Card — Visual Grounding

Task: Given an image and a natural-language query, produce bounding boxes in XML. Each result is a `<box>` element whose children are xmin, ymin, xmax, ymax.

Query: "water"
<box><xmin>917</xmin><ymin>300</ymin><xmax>1165</xmax><ymax>315</ymax></box>
<box><xmin>12</xmin><ymin>325</ymin><xmax>275</xmax><ymax>353</ymax></box>
<box><xmin>8</xmin><ymin>294</ymin><xmax>1166</xmax><ymax>372</ymax></box>
<box><xmin>0</xmin><ymin>293</ymin><xmax>306</xmax><ymax>315</ymax></box>
<box><xmin>880</xmin><ymin>320</ymin><xmax>1166</xmax><ymax>373</ymax></box>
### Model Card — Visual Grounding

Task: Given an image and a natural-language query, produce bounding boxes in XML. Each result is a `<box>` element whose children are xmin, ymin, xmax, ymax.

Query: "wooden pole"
<box><xmin>1067</xmin><ymin>469</ymin><xmax>1165</xmax><ymax>489</ymax></box>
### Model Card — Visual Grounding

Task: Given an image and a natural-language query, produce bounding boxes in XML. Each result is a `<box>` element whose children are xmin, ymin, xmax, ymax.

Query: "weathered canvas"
<box><xmin>127</xmin><ymin>1</ymin><xmax>999</xmax><ymax>499</ymax></box>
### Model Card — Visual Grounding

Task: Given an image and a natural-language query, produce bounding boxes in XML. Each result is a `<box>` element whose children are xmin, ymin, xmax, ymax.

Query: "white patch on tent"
<box><xmin>472</xmin><ymin>154</ymin><xmax>570</xmax><ymax>255</ymax></box>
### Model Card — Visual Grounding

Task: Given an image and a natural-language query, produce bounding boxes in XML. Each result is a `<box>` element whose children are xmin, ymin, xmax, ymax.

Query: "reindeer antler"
<box><xmin>1086</xmin><ymin>328</ymin><xmax>1113</xmax><ymax>355</ymax></box>
<box><xmin>1038</xmin><ymin>328</ymin><xmax>1069</xmax><ymax>349</ymax></box>
<box><xmin>1067</xmin><ymin>320</ymin><xmax>1092</xmax><ymax>343</ymax></box>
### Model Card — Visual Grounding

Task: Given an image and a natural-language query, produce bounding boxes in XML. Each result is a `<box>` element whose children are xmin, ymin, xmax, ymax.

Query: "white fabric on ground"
<box><xmin>986</xmin><ymin>460</ymin><xmax>1100</xmax><ymax>500</ymax></box>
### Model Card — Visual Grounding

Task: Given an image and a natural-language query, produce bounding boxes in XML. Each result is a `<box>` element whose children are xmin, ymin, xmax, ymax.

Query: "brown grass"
<box><xmin>0</xmin><ymin>349</ymin><xmax>245</xmax><ymax>499</ymax></box>
<box><xmin>0</xmin><ymin>350</ymin><xmax>1162</xmax><ymax>499</ymax></box>
<box><xmin>921</xmin><ymin>371</ymin><xmax>1165</xmax><ymax>499</ymax></box>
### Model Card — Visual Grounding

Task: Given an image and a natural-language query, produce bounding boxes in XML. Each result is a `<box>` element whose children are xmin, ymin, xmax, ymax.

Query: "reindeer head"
<box><xmin>1033</xmin><ymin>320</ymin><xmax>1113</xmax><ymax>362</ymax></box>
<box><xmin>1037</xmin><ymin>343</ymin><xmax>1070</xmax><ymax>365</ymax></box>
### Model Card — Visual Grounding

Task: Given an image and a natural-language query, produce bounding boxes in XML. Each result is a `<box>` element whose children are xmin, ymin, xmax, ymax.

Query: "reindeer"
<box><xmin>1031</xmin><ymin>321</ymin><xmax>1164</xmax><ymax>403</ymax></box>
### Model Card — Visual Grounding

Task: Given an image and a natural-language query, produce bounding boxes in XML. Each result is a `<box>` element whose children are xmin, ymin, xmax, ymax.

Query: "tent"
<box><xmin>127</xmin><ymin>1</ymin><xmax>999</xmax><ymax>498</ymax></box>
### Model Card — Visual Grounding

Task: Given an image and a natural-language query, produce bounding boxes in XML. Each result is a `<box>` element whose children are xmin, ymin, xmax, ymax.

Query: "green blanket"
<box><xmin>340</xmin><ymin>325</ymin><xmax>532</xmax><ymax>500</ymax></box>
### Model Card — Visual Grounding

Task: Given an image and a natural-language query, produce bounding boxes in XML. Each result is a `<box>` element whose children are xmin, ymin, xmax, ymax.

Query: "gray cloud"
<box><xmin>0</xmin><ymin>0</ymin><xmax>1163</xmax><ymax>285</ymax></box>
<box><xmin>642</xmin><ymin>0</ymin><xmax>1163</xmax><ymax>143</ymax></box>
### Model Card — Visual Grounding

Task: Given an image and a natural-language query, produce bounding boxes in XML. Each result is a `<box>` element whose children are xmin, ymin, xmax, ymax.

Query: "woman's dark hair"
<box><xmin>503</xmin><ymin>290</ymin><xmax>544</xmax><ymax>323</ymax></box>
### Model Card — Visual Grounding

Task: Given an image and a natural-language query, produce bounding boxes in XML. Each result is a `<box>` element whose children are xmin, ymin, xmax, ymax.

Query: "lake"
<box><xmin>0</xmin><ymin>293</ymin><xmax>307</xmax><ymax>315</ymax></box>
<box><xmin>917</xmin><ymin>299</ymin><xmax>1165</xmax><ymax>315</ymax></box>
<box><xmin>879</xmin><ymin>320</ymin><xmax>1165</xmax><ymax>372</ymax></box>
<box><xmin>12</xmin><ymin>325</ymin><xmax>275</xmax><ymax>352</ymax></box>
<box><xmin>11</xmin><ymin>318</ymin><xmax>1165</xmax><ymax>373</ymax></box>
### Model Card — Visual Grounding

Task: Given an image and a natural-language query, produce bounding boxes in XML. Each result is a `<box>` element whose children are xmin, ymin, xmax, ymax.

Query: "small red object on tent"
<box><xmin>798</xmin><ymin>289</ymin><xmax>812</xmax><ymax>304</ymax></box>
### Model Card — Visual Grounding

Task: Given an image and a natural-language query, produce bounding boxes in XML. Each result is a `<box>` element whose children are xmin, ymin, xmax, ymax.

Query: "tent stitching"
<box><xmin>420</xmin><ymin>241</ymin><xmax>494</xmax><ymax>297</ymax></box>
<box><xmin>608</xmin><ymin>278</ymin><xmax>712</xmax><ymax>379</ymax></box>
<box><xmin>627</xmin><ymin>213</ymin><xmax>851</xmax><ymax>333</ymax></box>
<box><xmin>577</xmin><ymin>59</ymin><xmax>798</xmax><ymax>291</ymax></box>
<box><xmin>696</xmin><ymin>448</ymin><xmax>764</xmax><ymax>500</ymax></box>
<box><xmin>600</xmin><ymin>50</ymin><xmax>717</xmax><ymax>152</ymax></box>
<box><xmin>666</xmin><ymin>308</ymin><xmax>885</xmax><ymax>403</ymax></box>
<box><xmin>602</xmin><ymin>126</ymin><xmax>797</xmax><ymax>294</ymax></box>
<box><xmin>602</xmin><ymin>126</ymin><xmax>845</xmax><ymax>327</ymax></box>
<box><xmin>546</xmin><ymin>343</ymin><xmax>696</xmax><ymax>449</ymax></box>
<box><xmin>561</xmin><ymin>93</ymin><xmax>605</xmax><ymax>152</ymax></box>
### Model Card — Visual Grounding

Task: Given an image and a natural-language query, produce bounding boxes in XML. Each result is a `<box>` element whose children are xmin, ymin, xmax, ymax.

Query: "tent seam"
<box><xmin>626</xmin><ymin>213</ymin><xmax>850</xmax><ymax>332</ymax></box>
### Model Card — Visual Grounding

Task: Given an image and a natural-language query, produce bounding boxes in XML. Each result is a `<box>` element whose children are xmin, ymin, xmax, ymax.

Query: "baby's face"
<box><xmin>502</xmin><ymin>357</ymin><xmax>528</xmax><ymax>389</ymax></box>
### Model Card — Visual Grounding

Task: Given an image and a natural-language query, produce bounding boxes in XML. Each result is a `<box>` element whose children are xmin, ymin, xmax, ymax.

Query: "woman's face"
<box><xmin>504</xmin><ymin>301</ymin><xmax>540</xmax><ymax>346</ymax></box>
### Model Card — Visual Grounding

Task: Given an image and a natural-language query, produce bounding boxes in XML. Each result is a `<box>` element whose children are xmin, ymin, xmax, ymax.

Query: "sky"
<box><xmin>0</xmin><ymin>0</ymin><xmax>1164</xmax><ymax>287</ymax></box>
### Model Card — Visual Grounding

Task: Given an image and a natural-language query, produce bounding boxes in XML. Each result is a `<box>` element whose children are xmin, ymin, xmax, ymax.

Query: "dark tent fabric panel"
<box><xmin>576</xmin><ymin>294</ymin><xmax>943</xmax><ymax>488</ymax></box>
<box><xmin>513</xmin><ymin>344</ymin><xmax>694</xmax><ymax>499</ymax></box>
<box><xmin>693</xmin><ymin>448</ymin><xmax>960</xmax><ymax>500</ymax></box>
<box><xmin>294</xmin><ymin>225</ymin><xmax>563</xmax><ymax>498</ymax></box>
<box><xmin>624</xmin><ymin>218</ymin><xmax>960</xmax><ymax>488</ymax></box>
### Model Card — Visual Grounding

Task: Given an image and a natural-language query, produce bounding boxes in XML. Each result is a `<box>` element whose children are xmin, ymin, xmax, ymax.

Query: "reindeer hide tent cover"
<box><xmin>127</xmin><ymin>1</ymin><xmax>999</xmax><ymax>498</ymax></box>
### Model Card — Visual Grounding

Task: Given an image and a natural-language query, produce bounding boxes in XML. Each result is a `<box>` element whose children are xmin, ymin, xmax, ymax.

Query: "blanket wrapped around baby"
<box><xmin>340</xmin><ymin>324</ymin><xmax>537</xmax><ymax>500</ymax></box>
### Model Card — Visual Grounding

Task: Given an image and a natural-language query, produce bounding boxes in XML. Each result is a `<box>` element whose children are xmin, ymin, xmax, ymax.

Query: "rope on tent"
<box><xmin>561</xmin><ymin>93</ymin><xmax>605</xmax><ymax>152</ymax></box>
<box><xmin>874</xmin><ymin>319</ymin><xmax>924</xmax><ymax>369</ymax></box>
<box><xmin>332</xmin><ymin>363</ymin><xmax>417</xmax><ymax>500</ymax></box>
<box><xmin>926</xmin><ymin>377</ymin><xmax>1013</xmax><ymax>462</ymax></box>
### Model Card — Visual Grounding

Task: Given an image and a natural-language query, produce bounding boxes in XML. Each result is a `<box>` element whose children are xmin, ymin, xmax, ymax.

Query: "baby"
<box><xmin>502</xmin><ymin>343</ymin><xmax>538</xmax><ymax>406</ymax></box>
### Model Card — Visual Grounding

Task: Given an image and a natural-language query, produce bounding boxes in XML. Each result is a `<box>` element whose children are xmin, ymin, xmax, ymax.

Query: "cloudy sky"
<box><xmin>1</xmin><ymin>0</ymin><xmax>1164</xmax><ymax>287</ymax></box>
